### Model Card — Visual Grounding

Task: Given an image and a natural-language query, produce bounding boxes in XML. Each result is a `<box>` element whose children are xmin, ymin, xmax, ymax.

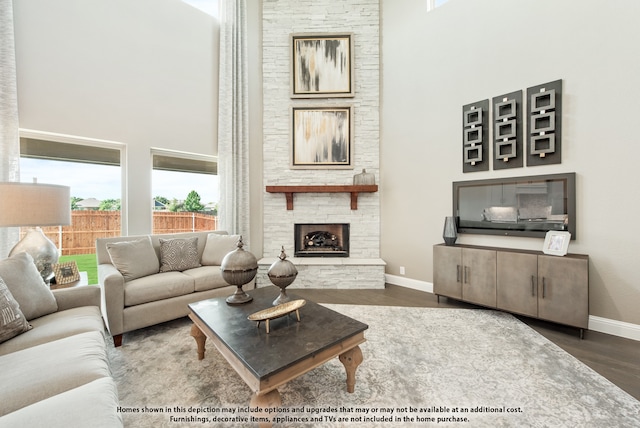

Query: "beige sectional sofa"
<box><xmin>97</xmin><ymin>230</ymin><xmax>247</xmax><ymax>346</ymax></box>
<box><xmin>0</xmin><ymin>252</ymin><xmax>122</xmax><ymax>427</ymax></box>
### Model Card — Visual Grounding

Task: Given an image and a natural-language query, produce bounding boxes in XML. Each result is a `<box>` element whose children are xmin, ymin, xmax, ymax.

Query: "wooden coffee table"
<box><xmin>188</xmin><ymin>287</ymin><xmax>368</xmax><ymax>425</ymax></box>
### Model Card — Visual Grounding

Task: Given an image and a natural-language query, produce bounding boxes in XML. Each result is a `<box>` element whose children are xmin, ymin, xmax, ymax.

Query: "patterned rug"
<box><xmin>107</xmin><ymin>305</ymin><xmax>640</xmax><ymax>427</ymax></box>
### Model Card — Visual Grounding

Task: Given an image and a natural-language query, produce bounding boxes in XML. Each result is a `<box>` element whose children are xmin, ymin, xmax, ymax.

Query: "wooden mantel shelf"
<box><xmin>266</xmin><ymin>185</ymin><xmax>378</xmax><ymax>210</ymax></box>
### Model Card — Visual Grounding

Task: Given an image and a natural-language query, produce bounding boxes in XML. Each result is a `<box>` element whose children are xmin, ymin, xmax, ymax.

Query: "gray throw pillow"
<box><xmin>159</xmin><ymin>237</ymin><xmax>201</xmax><ymax>272</ymax></box>
<box><xmin>0</xmin><ymin>252</ymin><xmax>58</xmax><ymax>321</ymax></box>
<box><xmin>106</xmin><ymin>237</ymin><xmax>159</xmax><ymax>281</ymax></box>
<box><xmin>0</xmin><ymin>276</ymin><xmax>32</xmax><ymax>344</ymax></box>
<box><xmin>201</xmin><ymin>234</ymin><xmax>240</xmax><ymax>266</ymax></box>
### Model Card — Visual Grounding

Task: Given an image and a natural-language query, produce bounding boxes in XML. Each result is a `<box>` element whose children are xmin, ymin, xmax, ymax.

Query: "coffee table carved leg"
<box><xmin>190</xmin><ymin>324</ymin><xmax>207</xmax><ymax>360</ymax></box>
<box><xmin>250</xmin><ymin>389</ymin><xmax>281</xmax><ymax>428</ymax></box>
<box><xmin>339</xmin><ymin>345</ymin><xmax>363</xmax><ymax>393</ymax></box>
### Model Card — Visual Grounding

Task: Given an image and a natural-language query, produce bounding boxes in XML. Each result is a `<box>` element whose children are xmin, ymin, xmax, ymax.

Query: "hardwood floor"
<box><xmin>291</xmin><ymin>284</ymin><xmax>640</xmax><ymax>401</ymax></box>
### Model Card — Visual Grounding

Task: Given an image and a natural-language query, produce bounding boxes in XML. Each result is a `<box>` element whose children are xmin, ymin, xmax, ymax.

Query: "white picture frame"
<box><xmin>542</xmin><ymin>230</ymin><xmax>571</xmax><ymax>256</ymax></box>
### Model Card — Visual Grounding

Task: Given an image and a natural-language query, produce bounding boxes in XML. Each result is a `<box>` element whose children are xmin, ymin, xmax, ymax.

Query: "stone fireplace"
<box><xmin>258</xmin><ymin>0</ymin><xmax>383</xmax><ymax>289</ymax></box>
<box><xmin>294</xmin><ymin>223</ymin><xmax>349</xmax><ymax>257</ymax></box>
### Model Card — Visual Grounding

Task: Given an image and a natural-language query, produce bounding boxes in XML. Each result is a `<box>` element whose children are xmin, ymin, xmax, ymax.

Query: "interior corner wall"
<box><xmin>12</xmin><ymin>0</ymin><xmax>220</xmax><ymax>235</ymax></box>
<box><xmin>247</xmin><ymin>0</ymin><xmax>264</xmax><ymax>257</ymax></box>
<box><xmin>381</xmin><ymin>0</ymin><xmax>640</xmax><ymax>325</ymax></box>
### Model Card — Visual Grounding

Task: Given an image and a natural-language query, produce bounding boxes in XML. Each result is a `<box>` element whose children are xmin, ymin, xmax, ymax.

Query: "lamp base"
<box><xmin>226</xmin><ymin>286</ymin><xmax>253</xmax><ymax>305</ymax></box>
<box><xmin>9</xmin><ymin>227</ymin><xmax>58</xmax><ymax>284</ymax></box>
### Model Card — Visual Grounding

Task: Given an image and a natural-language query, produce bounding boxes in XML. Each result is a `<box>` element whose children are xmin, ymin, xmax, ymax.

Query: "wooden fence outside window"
<box><xmin>21</xmin><ymin>211</ymin><xmax>218</xmax><ymax>255</ymax></box>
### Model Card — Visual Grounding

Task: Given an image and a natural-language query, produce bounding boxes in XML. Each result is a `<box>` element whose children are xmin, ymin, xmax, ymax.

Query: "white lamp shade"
<box><xmin>0</xmin><ymin>182</ymin><xmax>71</xmax><ymax>227</ymax></box>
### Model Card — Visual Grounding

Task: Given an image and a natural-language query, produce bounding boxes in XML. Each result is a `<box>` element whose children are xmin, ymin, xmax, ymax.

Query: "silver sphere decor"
<box><xmin>220</xmin><ymin>236</ymin><xmax>258</xmax><ymax>305</ymax></box>
<box><xmin>267</xmin><ymin>247</ymin><xmax>298</xmax><ymax>306</ymax></box>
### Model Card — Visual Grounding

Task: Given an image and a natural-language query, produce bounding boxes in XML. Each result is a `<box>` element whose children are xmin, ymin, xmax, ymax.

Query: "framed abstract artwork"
<box><xmin>290</xmin><ymin>33</ymin><xmax>354</xmax><ymax>98</ymax></box>
<box><xmin>291</xmin><ymin>106</ymin><xmax>354</xmax><ymax>169</ymax></box>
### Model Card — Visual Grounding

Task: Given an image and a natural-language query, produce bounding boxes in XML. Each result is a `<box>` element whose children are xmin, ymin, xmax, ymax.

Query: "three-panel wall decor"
<box><xmin>462</xmin><ymin>79</ymin><xmax>562</xmax><ymax>172</ymax></box>
<box><xmin>289</xmin><ymin>33</ymin><xmax>355</xmax><ymax>170</ymax></box>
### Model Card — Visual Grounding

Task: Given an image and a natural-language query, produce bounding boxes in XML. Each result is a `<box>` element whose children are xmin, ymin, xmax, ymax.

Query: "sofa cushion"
<box><xmin>0</xmin><ymin>306</ymin><xmax>104</xmax><ymax>357</ymax></box>
<box><xmin>124</xmin><ymin>271</ymin><xmax>195</xmax><ymax>307</ymax></box>
<box><xmin>182</xmin><ymin>265</ymin><xmax>230</xmax><ymax>292</ymax></box>
<box><xmin>0</xmin><ymin>377</ymin><xmax>122</xmax><ymax>428</ymax></box>
<box><xmin>106</xmin><ymin>237</ymin><xmax>159</xmax><ymax>281</ymax></box>
<box><xmin>201</xmin><ymin>233</ymin><xmax>240</xmax><ymax>265</ymax></box>
<box><xmin>0</xmin><ymin>330</ymin><xmax>110</xmax><ymax>416</ymax></box>
<box><xmin>0</xmin><ymin>252</ymin><xmax>58</xmax><ymax>321</ymax></box>
<box><xmin>159</xmin><ymin>237</ymin><xmax>201</xmax><ymax>272</ymax></box>
<box><xmin>0</xmin><ymin>276</ymin><xmax>32</xmax><ymax>344</ymax></box>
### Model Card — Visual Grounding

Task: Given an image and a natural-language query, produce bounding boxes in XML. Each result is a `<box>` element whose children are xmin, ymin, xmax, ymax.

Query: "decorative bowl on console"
<box><xmin>267</xmin><ymin>247</ymin><xmax>298</xmax><ymax>306</ymax></box>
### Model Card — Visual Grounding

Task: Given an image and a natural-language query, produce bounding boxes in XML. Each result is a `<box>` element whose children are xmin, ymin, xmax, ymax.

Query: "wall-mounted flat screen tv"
<box><xmin>453</xmin><ymin>172</ymin><xmax>576</xmax><ymax>239</ymax></box>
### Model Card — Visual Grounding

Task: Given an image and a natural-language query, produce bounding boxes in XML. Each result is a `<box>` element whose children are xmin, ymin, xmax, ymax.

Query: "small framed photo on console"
<box><xmin>542</xmin><ymin>231</ymin><xmax>571</xmax><ymax>256</ymax></box>
<box><xmin>52</xmin><ymin>261</ymin><xmax>80</xmax><ymax>284</ymax></box>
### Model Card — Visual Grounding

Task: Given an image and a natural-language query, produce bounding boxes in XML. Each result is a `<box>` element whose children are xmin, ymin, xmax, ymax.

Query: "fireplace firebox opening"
<box><xmin>294</xmin><ymin>223</ymin><xmax>350</xmax><ymax>257</ymax></box>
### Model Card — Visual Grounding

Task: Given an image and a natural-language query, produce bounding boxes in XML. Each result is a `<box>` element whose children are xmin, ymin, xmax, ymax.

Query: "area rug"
<box><xmin>107</xmin><ymin>305</ymin><xmax>640</xmax><ymax>427</ymax></box>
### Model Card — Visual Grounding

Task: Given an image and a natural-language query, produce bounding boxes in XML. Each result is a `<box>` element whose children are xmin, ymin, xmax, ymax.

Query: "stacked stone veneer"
<box><xmin>260</xmin><ymin>0</ymin><xmax>384</xmax><ymax>289</ymax></box>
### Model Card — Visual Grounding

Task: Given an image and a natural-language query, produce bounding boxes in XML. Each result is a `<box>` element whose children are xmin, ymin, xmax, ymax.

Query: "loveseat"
<box><xmin>97</xmin><ymin>230</ymin><xmax>248</xmax><ymax>347</ymax></box>
<box><xmin>0</xmin><ymin>252</ymin><xmax>122</xmax><ymax>427</ymax></box>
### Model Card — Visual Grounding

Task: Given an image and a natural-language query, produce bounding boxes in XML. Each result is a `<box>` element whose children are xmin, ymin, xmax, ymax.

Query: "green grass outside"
<box><xmin>59</xmin><ymin>254</ymin><xmax>98</xmax><ymax>285</ymax></box>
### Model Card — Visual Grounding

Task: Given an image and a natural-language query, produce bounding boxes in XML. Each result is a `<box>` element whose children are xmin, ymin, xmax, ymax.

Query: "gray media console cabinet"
<box><xmin>433</xmin><ymin>244</ymin><xmax>589</xmax><ymax>338</ymax></box>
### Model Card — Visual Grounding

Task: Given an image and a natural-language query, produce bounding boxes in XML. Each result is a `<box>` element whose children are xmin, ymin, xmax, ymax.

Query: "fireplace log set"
<box><xmin>303</xmin><ymin>231</ymin><xmax>342</xmax><ymax>251</ymax></box>
<box><xmin>295</xmin><ymin>224</ymin><xmax>349</xmax><ymax>257</ymax></box>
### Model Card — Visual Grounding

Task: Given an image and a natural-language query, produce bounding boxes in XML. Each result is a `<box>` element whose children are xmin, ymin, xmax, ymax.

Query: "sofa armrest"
<box><xmin>52</xmin><ymin>285</ymin><xmax>100</xmax><ymax>311</ymax></box>
<box><xmin>98</xmin><ymin>263</ymin><xmax>125</xmax><ymax>337</ymax></box>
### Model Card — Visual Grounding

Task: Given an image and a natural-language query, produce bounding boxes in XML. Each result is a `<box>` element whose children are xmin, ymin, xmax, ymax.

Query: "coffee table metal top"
<box><xmin>188</xmin><ymin>287</ymin><xmax>368</xmax><ymax>381</ymax></box>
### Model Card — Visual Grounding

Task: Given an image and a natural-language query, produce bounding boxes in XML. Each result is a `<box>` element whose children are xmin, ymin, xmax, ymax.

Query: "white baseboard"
<box><xmin>385</xmin><ymin>274</ymin><xmax>640</xmax><ymax>342</ymax></box>
<box><xmin>588</xmin><ymin>315</ymin><xmax>640</xmax><ymax>342</ymax></box>
<box><xmin>385</xmin><ymin>274</ymin><xmax>432</xmax><ymax>293</ymax></box>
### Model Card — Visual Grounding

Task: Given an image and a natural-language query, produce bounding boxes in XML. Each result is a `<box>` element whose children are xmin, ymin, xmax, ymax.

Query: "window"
<box><xmin>181</xmin><ymin>0</ymin><xmax>219</xmax><ymax>17</ymax></box>
<box><xmin>151</xmin><ymin>150</ymin><xmax>219</xmax><ymax>234</ymax></box>
<box><xmin>427</xmin><ymin>0</ymin><xmax>449</xmax><ymax>12</ymax></box>
<box><xmin>19</xmin><ymin>136</ymin><xmax>124</xmax><ymax>284</ymax></box>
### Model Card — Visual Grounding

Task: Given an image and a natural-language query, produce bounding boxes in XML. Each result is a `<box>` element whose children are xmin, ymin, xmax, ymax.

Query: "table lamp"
<box><xmin>0</xmin><ymin>182</ymin><xmax>71</xmax><ymax>283</ymax></box>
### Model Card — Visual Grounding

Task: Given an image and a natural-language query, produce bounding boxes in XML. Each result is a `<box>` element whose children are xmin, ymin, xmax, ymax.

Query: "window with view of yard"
<box><xmin>20</xmin><ymin>137</ymin><xmax>123</xmax><ymax>285</ymax></box>
<box><xmin>151</xmin><ymin>151</ymin><xmax>219</xmax><ymax>235</ymax></box>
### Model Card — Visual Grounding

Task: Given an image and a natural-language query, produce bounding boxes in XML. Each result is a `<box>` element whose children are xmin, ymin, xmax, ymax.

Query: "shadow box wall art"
<box><xmin>290</xmin><ymin>33</ymin><xmax>354</xmax><ymax>98</ymax></box>
<box><xmin>290</xmin><ymin>106</ymin><xmax>354</xmax><ymax>169</ymax></box>
<box><xmin>526</xmin><ymin>79</ymin><xmax>562</xmax><ymax>166</ymax></box>
<box><xmin>462</xmin><ymin>99</ymin><xmax>489</xmax><ymax>173</ymax></box>
<box><xmin>492</xmin><ymin>90</ymin><xmax>523</xmax><ymax>170</ymax></box>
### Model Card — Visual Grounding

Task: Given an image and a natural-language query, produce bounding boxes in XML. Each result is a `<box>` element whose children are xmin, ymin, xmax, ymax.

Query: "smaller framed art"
<box><xmin>52</xmin><ymin>261</ymin><xmax>81</xmax><ymax>284</ymax></box>
<box><xmin>291</xmin><ymin>106</ymin><xmax>354</xmax><ymax>169</ymax></box>
<box><xmin>291</xmin><ymin>33</ymin><xmax>354</xmax><ymax>98</ymax></box>
<box><xmin>542</xmin><ymin>231</ymin><xmax>571</xmax><ymax>256</ymax></box>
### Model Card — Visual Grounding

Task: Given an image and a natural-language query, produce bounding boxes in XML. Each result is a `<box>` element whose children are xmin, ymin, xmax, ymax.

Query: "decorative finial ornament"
<box><xmin>267</xmin><ymin>246</ymin><xmax>298</xmax><ymax>306</ymax></box>
<box><xmin>220</xmin><ymin>236</ymin><xmax>258</xmax><ymax>305</ymax></box>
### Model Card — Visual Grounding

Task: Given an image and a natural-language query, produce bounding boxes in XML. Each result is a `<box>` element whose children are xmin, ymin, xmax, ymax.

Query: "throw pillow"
<box><xmin>159</xmin><ymin>237</ymin><xmax>201</xmax><ymax>272</ymax></box>
<box><xmin>0</xmin><ymin>276</ymin><xmax>32</xmax><ymax>344</ymax></box>
<box><xmin>106</xmin><ymin>237</ymin><xmax>159</xmax><ymax>281</ymax></box>
<box><xmin>201</xmin><ymin>233</ymin><xmax>240</xmax><ymax>266</ymax></box>
<box><xmin>0</xmin><ymin>252</ymin><xmax>58</xmax><ymax>321</ymax></box>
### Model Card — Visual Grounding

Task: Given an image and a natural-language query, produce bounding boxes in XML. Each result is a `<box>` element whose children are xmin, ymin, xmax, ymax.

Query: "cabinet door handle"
<box><xmin>464</xmin><ymin>266</ymin><xmax>469</xmax><ymax>284</ymax></box>
<box><xmin>531</xmin><ymin>275</ymin><xmax>536</xmax><ymax>296</ymax></box>
<box><xmin>456</xmin><ymin>265</ymin><xmax>461</xmax><ymax>283</ymax></box>
<box><xmin>542</xmin><ymin>277</ymin><xmax>547</xmax><ymax>298</ymax></box>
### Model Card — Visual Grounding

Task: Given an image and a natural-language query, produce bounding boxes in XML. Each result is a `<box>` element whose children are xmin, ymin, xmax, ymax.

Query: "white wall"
<box><xmin>13</xmin><ymin>0</ymin><xmax>220</xmax><ymax>234</ymax></box>
<box><xmin>381</xmin><ymin>0</ymin><xmax>640</xmax><ymax>325</ymax></box>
